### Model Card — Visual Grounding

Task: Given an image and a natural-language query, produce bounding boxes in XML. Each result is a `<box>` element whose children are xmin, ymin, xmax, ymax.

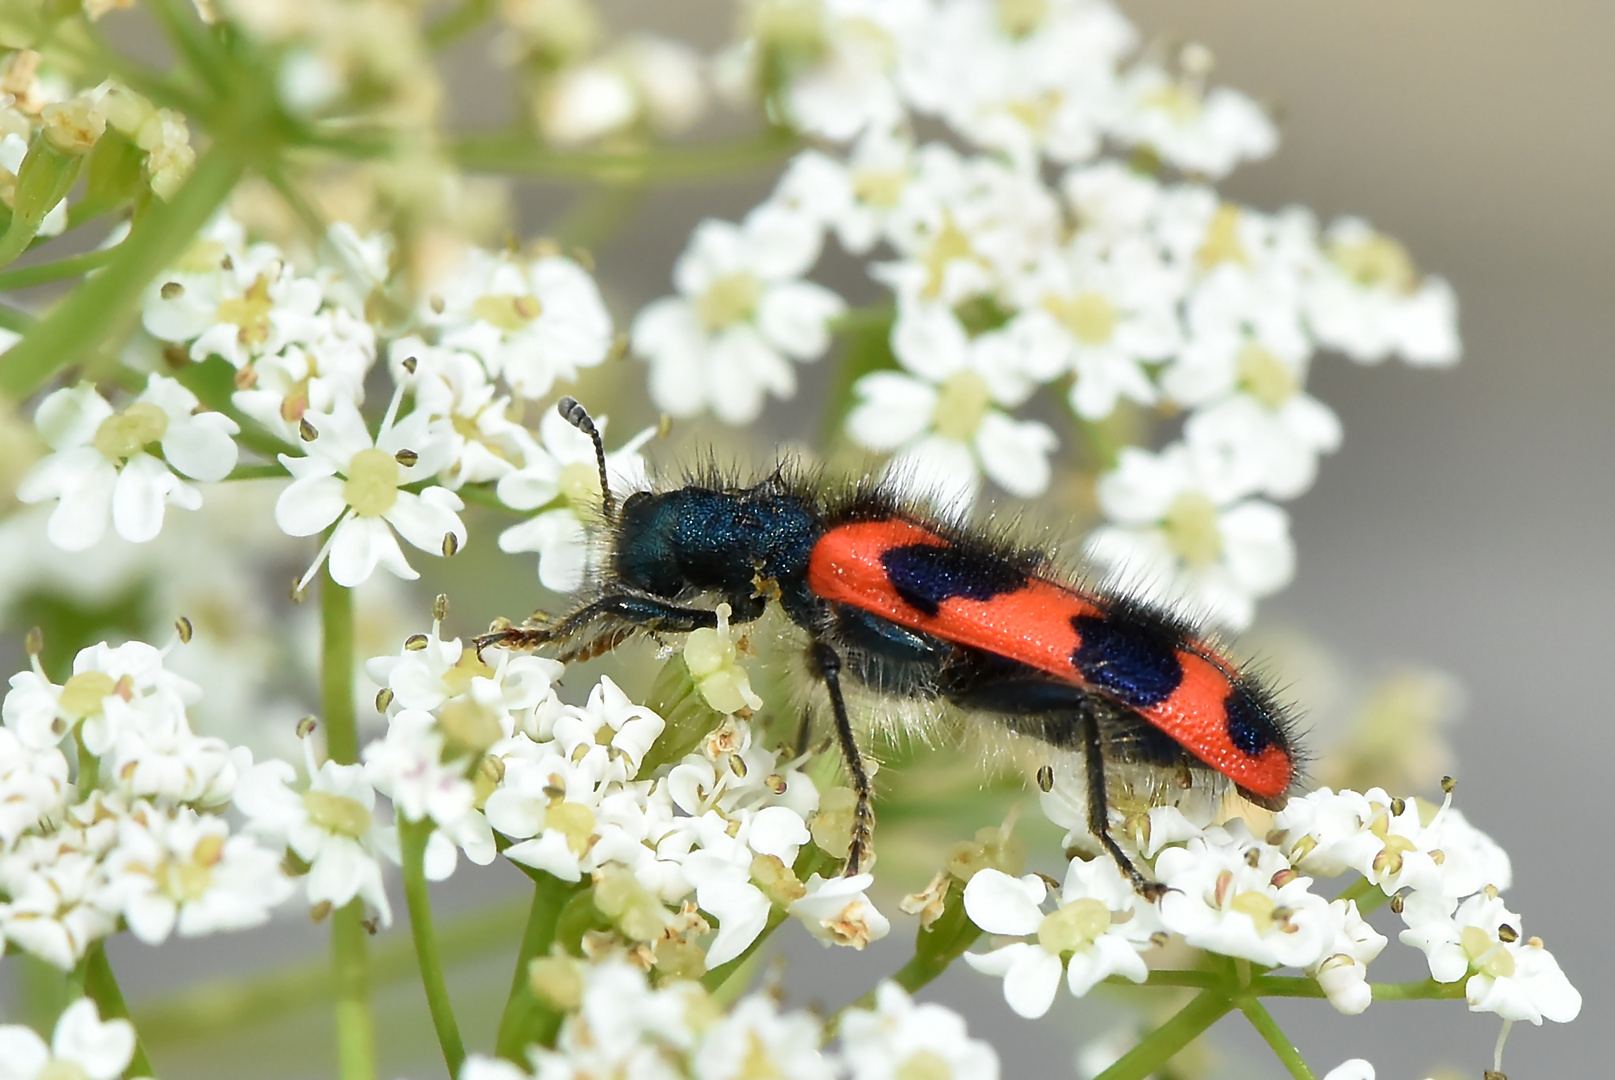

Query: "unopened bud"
<box><xmin>41</xmin><ymin>97</ymin><xmax>106</xmax><ymax>155</ymax></box>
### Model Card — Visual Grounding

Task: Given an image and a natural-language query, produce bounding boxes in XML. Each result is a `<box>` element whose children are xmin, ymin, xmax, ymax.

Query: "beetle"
<box><xmin>478</xmin><ymin>398</ymin><xmax>1300</xmax><ymax>895</ymax></box>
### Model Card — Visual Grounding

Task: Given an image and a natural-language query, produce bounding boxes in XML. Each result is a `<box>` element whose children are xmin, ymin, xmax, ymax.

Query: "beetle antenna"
<box><xmin>557</xmin><ymin>396</ymin><xmax>615</xmax><ymax>520</ymax></box>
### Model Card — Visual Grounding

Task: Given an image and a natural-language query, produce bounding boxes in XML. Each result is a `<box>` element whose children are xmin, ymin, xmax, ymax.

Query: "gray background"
<box><xmin>19</xmin><ymin>2</ymin><xmax>1613</xmax><ymax>1077</ymax></box>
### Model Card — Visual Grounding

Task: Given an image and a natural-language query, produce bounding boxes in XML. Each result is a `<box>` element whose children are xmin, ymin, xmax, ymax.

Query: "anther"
<box><xmin>404</xmin><ymin>634</ymin><xmax>429</xmax><ymax>651</ymax></box>
<box><xmin>375</xmin><ymin>688</ymin><xmax>394</xmax><ymax>712</ymax></box>
<box><xmin>394</xmin><ymin>448</ymin><xmax>418</xmax><ymax>467</ymax></box>
<box><xmin>295</xmin><ymin>716</ymin><xmax>318</xmax><ymax>739</ymax></box>
<box><xmin>299</xmin><ymin>417</ymin><xmax>317</xmax><ymax>441</ymax></box>
<box><xmin>1036</xmin><ymin>764</ymin><xmax>1054</xmax><ymax>792</ymax></box>
<box><xmin>174</xmin><ymin>616</ymin><xmax>193</xmax><ymax>644</ymax></box>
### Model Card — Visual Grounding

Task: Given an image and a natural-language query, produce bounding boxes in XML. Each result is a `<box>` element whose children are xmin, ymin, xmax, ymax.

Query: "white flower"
<box><xmin>1109</xmin><ymin>64</ymin><xmax>1277</xmax><ymax>179</ymax></box>
<box><xmin>692</xmin><ymin>993</ymin><xmax>832</xmax><ymax>1080</ymax></box>
<box><xmin>1321</xmin><ymin>1061</ymin><xmax>1376</xmax><ymax>1080</ymax></box>
<box><xmin>4</xmin><ymin>639</ymin><xmax>201</xmax><ymax>756</ymax></box>
<box><xmin>772</xmin><ymin>0</ymin><xmax>924</xmax><ymax>143</ymax></box>
<box><xmin>837</xmin><ymin>981</ymin><xmax>1000</xmax><ymax>1080</ymax></box>
<box><xmin>1309</xmin><ymin>899</ymin><xmax>1387</xmax><ymax>1015</ymax></box>
<box><xmin>142</xmin><ymin>229</ymin><xmax>324</xmax><ymax>368</ymax></box>
<box><xmin>962</xmin><ymin>859</ymin><xmax>1158</xmax><ymax>1019</ymax></box>
<box><xmin>232</xmin><ymin>307</ymin><xmax>376</xmax><ymax>440</ymax></box>
<box><xmin>234</xmin><ymin>751</ymin><xmax>392</xmax><ymax>925</ymax></box>
<box><xmin>1399</xmin><ymin>890</ymin><xmax>1581</xmax><ymax>1024</ymax></box>
<box><xmin>1003</xmin><ymin>235</ymin><xmax>1184</xmax><ymax>421</ymax></box>
<box><xmin>275</xmin><ymin>393</ymin><xmax>466</xmax><ymax>590</ymax></box>
<box><xmin>496</xmin><ymin>406</ymin><xmax>652</xmax><ymax>592</ymax></box>
<box><xmin>633</xmin><ymin>204</ymin><xmax>845</xmax><ymax>424</ymax></box>
<box><xmin>104</xmin><ymin>802</ymin><xmax>294</xmax><ymax>944</ymax></box>
<box><xmin>1086</xmin><ymin>442</ymin><xmax>1294</xmax><ymax>629</ymax></box>
<box><xmin>788</xmin><ymin>872</ymin><xmax>890</xmax><ymax>951</ymax></box>
<box><xmin>389</xmin><ymin>337</ymin><xmax>526</xmax><ymax>489</ymax></box>
<box><xmin>0</xmin><ymin>730</ymin><xmax>70</xmax><ymax>846</ymax></box>
<box><xmin>1305</xmin><ymin>217</ymin><xmax>1460</xmax><ymax>366</ymax></box>
<box><xmin>772</xmin><ymin>129</ymin><xmax>914</xmax><ymax>256</ymax></box>
<box><xmin>846</xmin><ymin>303</ymin><xmax>1056</xmax><ymax>507</ymax></box>
<box><xmin>1155</xmin><ymin>822</ymin><xmax>1333</xmax><ymax>969</ymax></box>
<box><xmin>1273</xmin><ymin>788</ymin><xmax>1459</xmax><ymax>899</ymax></box>
<box><xmin>362</xmin><ymin>707</ymin><xmax>496</xmax><ymax>880</ymax></box>
<box><xmin>0</xmin><ymin>998</ymin><xmax>135</xmax><ymax>1080</ymax></box>
<box><xmin>18</xmin><ymin>378</ymin><xmax>239</xmax><ymax>551</ymax></box>
<box><xmin>423</xmin><ymin>247</ymin><xmax>613</xmax><ymax>399</ymax></box>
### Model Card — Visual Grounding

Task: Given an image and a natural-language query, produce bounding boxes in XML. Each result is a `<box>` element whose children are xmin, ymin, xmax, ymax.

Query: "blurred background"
<box><xmin>3</xmin><ymin>1</ymin><xmax>1611</xmax><ymax>1077</ymax></box>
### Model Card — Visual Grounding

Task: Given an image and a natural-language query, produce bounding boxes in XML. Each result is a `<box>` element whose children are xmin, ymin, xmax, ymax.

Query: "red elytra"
<box><xmin>807</xmin><ymin>518</ymin><xmax>1294</xmax><ymax>799</ymax></box>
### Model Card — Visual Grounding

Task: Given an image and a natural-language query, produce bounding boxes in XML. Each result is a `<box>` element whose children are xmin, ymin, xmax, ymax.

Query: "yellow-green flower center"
<box><xmin>1196</xmin><ymin>205</ymin><xmax>1248</xmax><ymax>270</ymax></box>
<box><xmin>214</xmin><ymin>274</ymin><xmax>276</xmax><ymax>346</ymax></box>
<box><xmin>58</xmin><ymin>670</ymin><xmax>117</xmax><ymax>719</ymax></box>
<box><xmin>1045</xmin><ymin>291</ymin><xmax>1117</xmax><ymax>346</ymax></box>
<box><xmin>696</xmin><ymin>272</ymin><xmax>763</xmax><ymax>332</ymax></box>
<box><xmin>343</xmin><ymin>447</ymin><xmax>401</xmax><ymax>517</ymax></box>
<box><xmin>438</xmin><ymin>697</ymin><xmax>505</xmax><ymax>755</ymax></box>
<box><xmin>1163</xmin><ymin>491</ymin><xmax>1222</xmax><ymax>566</ymax></box>
<box><xmin>1331</xmin><ymin>234</ymin><xmax>1416</xmax><ymax>293</ymax></box>
<box><xmin>1461</xmin><ymin>925</ymin><xmax>1516</xmax><ymax>978</ymax></box>
<box><xmin>471</xmin><ymin>292</ymin><xmax>543</xmax><ymax>332</ymax></box>
<box><xmin>851</xmin><ymin>168</ymin><xmax>906</xmax><ymax>208</ymax></box>
<box><xmin>932</xmin><ymin>369</ymin><xmax>992</xmax><ymax>442</ymax></box>
<box><xmin>920</xmin><ymin>213</ymin><xmax>976</xmax><ymax>300</ymax></box>
<box><xmin>1037</xmin><ymin>897</ymin><xmax>1112</xmax><ymax>954</ymax></box>
<box><xmin>547</xmin><ymin>801</ymin><xmax>597</xmax><ymax>856</ymax></box>
<box><xmin>303</xmin><ymin>789</ymin><xmax>373</xmax><ymax>838</ymax></box>
<box><xmin>441</xmin><ymin>646</ymin><xmax>495</xmax><ymax>697</ymax></box>
<box><xmin>895</xmin><ymin>1050</ymin><xmax>954</xmax><ymax>1080</ymax></box>
<box><xmin>996</xmin><ymin>0</ymin><xmax>1048</xmax><ymax>37</ymax></box>
<box><xmin>93</xmin><ymin>402</ymin><xmax>169</xmax><ymax>462</ymax></box>
<box><xmin>157</xmin><ymin>832</ymin><xmax>225</xmax><ymax>902</ymax></box>
<box><xmin>1142</xmin><ymin>81</ymin><xmax>1204</xmax><ymax>125</ymax></box>
<box><xmin>1237</xmin><ymin>343</ymin><xmax>1299</xmax><ymax>409</ymax></box>
<box><xmin>36</xmin><ymin>1061</ymin><xmax>90</xmax><ymax>1080</ymax></box>
<box><xmin>1230</xmin><ymin>889</ymin><xmax>1278</xmax><ymax>933</ymax></box>
<box><xmin>558</xmin><ymin>460</ymin><xmax>602</xmax><ymax>506</ymax></box>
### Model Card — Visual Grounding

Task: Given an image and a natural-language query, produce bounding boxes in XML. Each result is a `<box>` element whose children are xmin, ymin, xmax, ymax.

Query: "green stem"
<box><xmin>321</xmin><ymin>570</ymin><xmax>357</xmax><ymax>764</ymax></box>
<box><xmin>321</xmin><ymin>569</ymin><xmax>371</xmax><ymax>1079</ymax></box>
<box><xmin>332</xmin><ymin>902</ymin><xmax>375</xmax><ymax>1080</ymax></box>
<box><xmin>224</xmin><ymin>463</ymin><xmax>289</xmax><ymax>481</ymax></box>
<box><xmin>0</xmin><ymin>136</ymin><xmax>253</xmax><ymax>400</ymax></box>
<box><xmin>1238</xmin><ymin>997</ymin><xmax>1316</xmax><ymax>1080</ymax></box>
<box><xmin>454</xmin><ymin>131</ymin><xmax>798</xmax><ymax>184</ymax></box>
<box><xmin>0</xmin><ymin>304</ymin><xmax>34</xmax><ymax>334</ymax></box>
<box><xmin>400</xmin><ymin>817</ymin><xmax>466</xmax><ymax>1076</ymax></box>
<box><xmin>701</xmin><ymin>908</ymin><xmax>790</xmax><ymax>995</ymax></box>
<box><xmin>1091</xmin><ymin>989</ymin><xmax>1233</xmax><ymax>1080</ymax></box>
<box><xmin>83</xmin><ymin>944</ymin><xmax>155</xmax><ymax>1079</ymax></box>
<box><xmin>146</xmin><ymin>0</ymin><xmax>233</xmax><ymax>95</ymax></box>
<box><xmin>0</xmin><ymin>246</ymin><xmax>120</xmax><ymax>292</ymax></box>
<box><xmin>495</xmin><ymin>873</ymin><xmax>586</xmax><ymax>1060</ymax></box>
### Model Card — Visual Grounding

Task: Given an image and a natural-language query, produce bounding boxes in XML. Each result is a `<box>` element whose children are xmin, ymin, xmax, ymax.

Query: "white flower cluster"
<box><xmin>961</xmin><ymin>773</ymin><xmax>1580</xmax><ymax>1032</ymax></box>
<box><xmin>618</xmin><ymin>0</ymin><xmax>1460</xmax><ymax>629</ymax></box>
<box><xmin>365</xmin><ymin>611</ymin><xmax>889</xmax><ymax>970</ymax></box>
<box><xmin>0</xmin><ymin>639</ymin><xmax>292</xmax><ymax>969</ymax></box>
<box><xmin>20</xmin><ymin>213</ymin><xmax>644</xmax><ymax>594</ymax></box>
<box><xmin>0</xmin><ymin>998</ymin><xmax>138</xmax><ymax>1080</ymax></box>
<box><xmin>459</xmin><ymin>964</ymin><xmax>998</xmax><ymax>1080</ymax></box>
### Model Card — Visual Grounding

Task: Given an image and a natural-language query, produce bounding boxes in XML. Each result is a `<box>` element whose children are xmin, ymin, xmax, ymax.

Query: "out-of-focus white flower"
<box><xmin>423</xmin><ymin>247</ymin><xmax>613</xmax><ymax>399</ymax></box>
<box><xmin>362</xmin><ymin>708</ymin><xmax>496</xmax><ymax>880</ymax></box>
<box><xmin>963</xmin><ymin>858</ymin><xmax>1158</xmax><ymax>1019</ymax></box>
<box><xmin>788</xmin><ymin>871</ymin><xmax>889</xmax><ymax>950</ymax></box>
<box><xmin>539</xmin><ymin>35</ymin><xmax>707</xmax><ymax>144</ymax></box>
<box><xmin>0</xmin><ymin>828</ymin><xmax>119</xmax><ymax>969</ymax></box>
<box><xmin>104</xmin><ymin>801</ymin><xmax>294</xmax><ymax>944</ymax></box>
<box><xmin>0</xmin><ymin>998</ymin><xmax>135</xmax><ymax>1080</ymax></box>
<box><xmin>1321</xmin><ymin>1061</ymin><xmax>1376</xmax><ymax>1080</ymax></box>
<box><xmin>1109</xmin><ymin>64</ymin><xmax>1277</xmax><ymax>179</ymax></box>
<box><xmin>496</xmin><ymin>406</ymin><xmax>652</xmax><ymax>592</ymax></box>
<box><xmin>837</xmin><ymin>981</ymin><xmax>1000</xmax><ymax>1080</ymax></box>
<box><xmin>772</xmin><ymin>128</ymin><xmax>914</xmax><ymax>256</ymax></box>
<box><xmin>846</xmin><ymin>303</ymin><xmax>1056</xmax><ymax>507</ymax></box>
<box><xmin>692</xmin><ymin>992</ymin><xmax>832</xmax><ymax>1080</ymax></box>
<box><xmin>275</xmin><ymin>393</ymin><xmax>466</xmax><ymax>590</ymax></box>
<box><xmin>634</xmin><ymin>204</ymin><xmax>845</xmax><ymax>424</ymax></box>
<box><xmin>1155</xmin><ymin>822</ymin><xmax>1333</xmax><ymax>969</ymax></box>
<box><xmin>18</xmin><ymin>378</ymin><xmax>239</xmax><ymax>551</ymax></box>
<box><xmin>899</xmin><ymin>0</ymin><xmax>1135</xmax><ymax>168</ymax></box>
<box><xmin>528</xmin><ymin>960</ymin><xmax>707</xmax><ymax>1076</ymax></box>
<box><xmin>235</xmin><ymin>747</ymin><xmax>392</xmax><ymax>925</ymax></box>
<box><xmin>1003</xmin><ymin>235</ymin><xmax>1183</xmax><ymax>421</ymax></box>
<box><xmin>0</xmin><ymin>730</ymin><xmax>70</xmax><ymax>847</ymax></box>
<box><xmin>1306</xmin><ymin>217</ymin><xmax>1460</xmax><ymax>366</ymax></box>
<box><xmin>1086</xmin><ymin>442</ymin><xmax>1293</xmax><ymax>629</ymax></box>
